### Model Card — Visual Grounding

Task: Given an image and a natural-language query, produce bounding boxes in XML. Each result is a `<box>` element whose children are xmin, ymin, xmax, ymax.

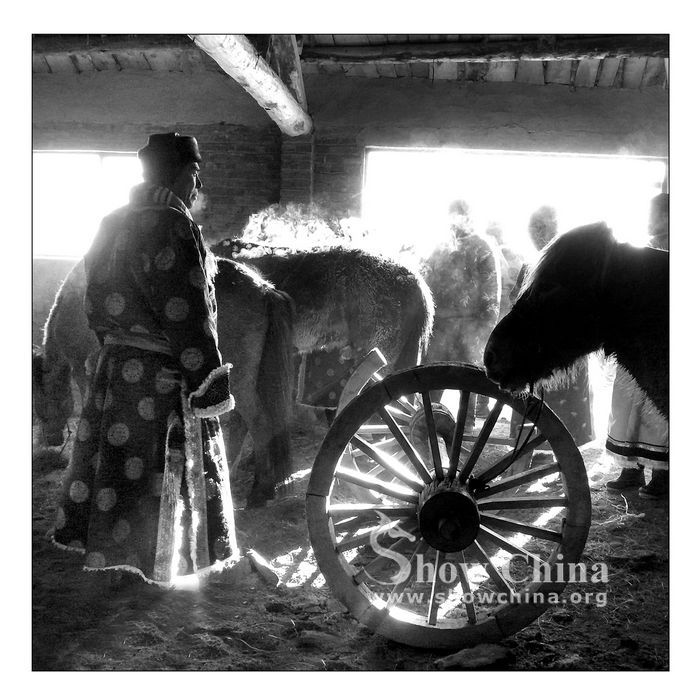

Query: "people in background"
<box><xmin>509</xmin><ymin>205</ymin><xmax>595</xmax><ymax>446</ymax></box>
<box><xmin>486</xmin><ymin>221</ymin><xmax>524</xmax><ymax>320</ymax></box>
<box><xmin>605</xmin><ymin>192</ymin><xmax>669</xmax><ymax>499</ymax></box>
<box><xmin>51</xmin><ymin>132</ymin><xmax>239</xmax><ymax>586</ymax></box>
<box><xmin>422</xmin><ymin>199</ymin><xmax>502</xmax><ymax>422</ymax></box>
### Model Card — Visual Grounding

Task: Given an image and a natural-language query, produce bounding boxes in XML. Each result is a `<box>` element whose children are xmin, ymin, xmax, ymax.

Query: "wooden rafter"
<box><xmin>268</xmin><ymin>35</ymin><xmax>308</xmax><ymax>111</ymax></box>
<box><xmin>190</xmin><ymin>34</ymin><xmax>313</xmax><ymax>136</ymax></box>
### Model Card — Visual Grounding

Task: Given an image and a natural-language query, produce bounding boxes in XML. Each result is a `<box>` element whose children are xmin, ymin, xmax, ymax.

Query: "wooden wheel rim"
<box><xmin>307</xmin><ymin>363</ymin><xmax>591</xmax><ymax>649</ymax></box>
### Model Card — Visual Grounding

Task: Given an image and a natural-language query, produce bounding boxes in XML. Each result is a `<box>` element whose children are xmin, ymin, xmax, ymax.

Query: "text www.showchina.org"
<box><xmin>378</xmin><ymin>589</ymin><xmax>608</xmax><ymax>608</ymax></box>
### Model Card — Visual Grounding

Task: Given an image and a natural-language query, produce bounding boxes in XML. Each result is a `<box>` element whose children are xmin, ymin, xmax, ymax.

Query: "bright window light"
<box><xmin>362</xmin><ymin>148</ymin><xmax>667</xmax><ymax>259</ymax></box>
<box><xmin>33</xmin><ymin>151</ymin><xmax>142</xmax><ymax>259</ymax></box>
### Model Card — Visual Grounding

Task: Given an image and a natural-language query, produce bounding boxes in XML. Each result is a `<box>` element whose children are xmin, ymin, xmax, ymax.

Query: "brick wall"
<box><xmin>33</xmin><ymin>122</ymin><xmax>281</xmax><ymax>244</ymax></box>
<box><xmin>280</xmin><ymin>130</ymin><xmax>365</xmax><ymax>217</ymax></box>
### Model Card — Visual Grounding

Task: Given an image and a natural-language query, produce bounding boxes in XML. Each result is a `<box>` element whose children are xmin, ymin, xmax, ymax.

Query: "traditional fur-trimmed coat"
<box><xmin>52</xmin><ymin>183</ymin><xmax>238</xmax><ymax>586</ymax></box>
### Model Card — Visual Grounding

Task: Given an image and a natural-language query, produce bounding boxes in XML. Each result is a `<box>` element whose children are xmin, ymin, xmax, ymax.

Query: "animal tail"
<box><xmin>394</xmin><ymin>271</ymin><xmax>435</xmax><ymax>370</ymax></box>
<box><xmin>257</xmin><ymin>287</ymin><xmax>295</xmax><ymax>486</ymax></box>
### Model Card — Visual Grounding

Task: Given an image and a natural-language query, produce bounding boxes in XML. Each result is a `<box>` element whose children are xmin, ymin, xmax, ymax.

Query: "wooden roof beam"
<box><xmin>190</xmin><ymin>34</ymin><xmax>313</xmax><ymax>136</ymax></box>
<box><xmin>268</xmin><ymin>35</ymin><xmax>308</xmax><ymax>112</ymax></box>
<box><xmin>301</xmin><ymin>34</ymin><xmax>669</xmax><ymax>64</ymax></box>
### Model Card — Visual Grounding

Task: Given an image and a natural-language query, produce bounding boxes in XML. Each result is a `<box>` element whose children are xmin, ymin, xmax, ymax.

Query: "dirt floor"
<box><xmin>32</xmin><ymin>391</ymin><xmax>669</xmax><ymax>672</ymax></box>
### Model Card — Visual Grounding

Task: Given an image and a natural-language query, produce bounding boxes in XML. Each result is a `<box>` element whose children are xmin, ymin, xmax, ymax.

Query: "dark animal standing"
<box><xmin>220</xmin><ymin>243</ymin><xmax>434</xmax><ymax>388</ymax></box>
<box><xmin>34</xmin><ymin>247</ymin><xmax>433</xmax><ymax>504</ymax></box>
<box><xmin>484</xmin><ymin>222</ymin><xmax>669</xmax><ymax>417</ymax></box>
<box><xmin>33</xmin><ymin>258</ymin><xmax>295</xmax><ymax>507</ymax></box>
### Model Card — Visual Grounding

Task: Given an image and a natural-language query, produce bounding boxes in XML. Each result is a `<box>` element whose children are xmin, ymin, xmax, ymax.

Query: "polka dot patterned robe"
<box><xmin>52</xmin><ymin>184</ymin><xmax>238</xmax><ymax>586</ymax></box>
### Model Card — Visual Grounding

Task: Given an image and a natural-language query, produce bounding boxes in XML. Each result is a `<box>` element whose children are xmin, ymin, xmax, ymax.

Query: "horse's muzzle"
<box><xmin>483</xmin><ymin>340</ymin><xmax>506</xmax><ymax>384</ymax></box>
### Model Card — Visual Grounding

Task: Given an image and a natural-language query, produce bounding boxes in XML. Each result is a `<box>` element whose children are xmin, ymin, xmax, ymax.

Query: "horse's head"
<box><xmin>484</xmin><ymin>223</ymin><xmax>614</xmax><ymax>392</ymax></box>
<box><xmin>32</xmin><ymin>346</ymin><xmax>74</xmax><ymax>446</ymax></box>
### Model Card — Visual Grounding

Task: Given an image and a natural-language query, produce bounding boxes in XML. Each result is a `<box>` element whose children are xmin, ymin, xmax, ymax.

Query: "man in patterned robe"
<box><xmin>51</xmin><ymin>133</ymin><xmax>239</xmax><ymax>586</ymax></box>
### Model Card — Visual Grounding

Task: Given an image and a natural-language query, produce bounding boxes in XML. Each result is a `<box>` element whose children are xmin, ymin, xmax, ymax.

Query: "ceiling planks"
<box><xmin>622</xmin><ymin>57</ymin><xmax>648</xmax><ymax>88</ymax></box>
<box><xmin>641</xmin><ymin>57</ymin><xmax>667</xmax><ymax>87</ymax></box>
<box><xmin>33</xmin><ymin>53</ymin><xmax>51</xmax><ymax>73</ymax></box>
<box><xmin>43</xmin><ymin>53</ymin><xmax>76</xmax><ymax>73</ymax></box>
<box><xmin>574</xmin><ymin>58</ymin><xmax>601</xmax><ymax>87</ymax></box>
<box><xmin>485</xmin><ymin>61</ymin><xmax>517</xmax><ymax>82</ymax></box>
<box><xmin>301</xmin><ymin>35</ymin><xmax>668</xmax><ymax>63</ymax></box>
<box><xmin>596</xmin><ymin>57</ymin><xmax>622</xmax><ymax>87</ymax></box>
<box><xmin>545</xmin><ymin>60</ymin><xmax>574</xmax><ymax>85</ymax></box>
<box><xmin>433</xmin><ymin>61</ymin><xmax>459</xmax><ymax>80</ymax></box>
<box><xmin>32</xmin><ymin>34</ymin><xmax>668</xmax><ymax>91</ymax></box>
<box><xmin>375</xmin><ymin>62</ymin><xmax>397</xmax><ymax>78</ymax></box>
<box><xmin>515</xmin><ymin>60</ymin><xmax>545</xmax><ymax>85</ymax></box>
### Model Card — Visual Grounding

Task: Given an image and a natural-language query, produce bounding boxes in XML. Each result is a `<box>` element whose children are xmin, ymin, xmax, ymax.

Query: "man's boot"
<box><xmin>606</xmin><ymin>465</ymin><xmax>645</xmax><ymax>491</ymax></box>
<box><xmin>638</xmin><ymin>469</ymin><xmax>669</xmax><ymax>500</ymax></box>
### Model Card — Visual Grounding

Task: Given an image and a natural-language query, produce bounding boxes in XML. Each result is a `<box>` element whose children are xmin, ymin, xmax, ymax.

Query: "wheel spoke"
<box><xmin>420</xmin><ymin>392</ymin><xmax>445</xmax><ymax>480</ymax></box>
<box><xmin>384</xmin><ymin>403</ymin><xmax>413</xmax><ymax>422</ymax></box>
<box><xmin>477</xmin><ymin>525</ymin><xmax>547</xmax><ymax>568</ymax></box>
<box><xmin>335</xmin><ymin>517</ymin><xmax>415</xmax><ymax>553</ymax></box>
<box><xmin>356</xmin><ymin>423</ymin><xmax>393</xmax><ymax>436</ymax></box>
<box><xmin>331</xmin><ymin>510</ymin><xmax>416</xmax><ymax>536</ymax></box>
<box><xmin>427</xmin><ymin>549</ymin><xmax>443</xmax><ymax>626</ymax></box>
<box><xmin>458</xmin><ymin>400</ymin><xmax>504</xmax><ymax>483</ymax></box>
<box><xmin>479</xmin><ymin>513</ymin><xmax>563</xmax><ymax>543</ymax></box>
<box><xmin>391</xmin><ymin>392</ymin><xmax>418</xmax><ymax>413</ymax></box>
<box><xmin>476</xmin><ymin>434</ymin><xmax>548</xmax><ymax>484</ymax></box>
<box><xmin>332</xmin><ymin>515</ymin><xmax>366</xmax><ymax>533</ymax></box>
<box><xmin>446</xmin><ymin>391</ymin><xmax>471</xmax><ymax>480</ymax></box>
<box><xmin>377</xmin><ymin>406</ymin><xmax>433</xmax><ymax>484</ymax></box>
<box><xmin>473</xmin><ymin>461</ymin><xmax>560</xmax><ymax>498</ymax></box>
<box><xmin>477</xmin><ymin>495</ymin><xmax>567</xmax><ymax>511</ymax></box>
<box><xmin>329</xmin><ymin>503</ymin><xmax>417</xmax><ymax>518</ymax></box>
<box><xmin>467</xmin><ymin>541</ymin><xmax>514</xmax><ymax>595</ymax></box>
<box><xmin>455</xmin><ymin>551</ymin><xmax>477</xmax><ymax>624</ymax></box>
<box><xmin>350</xmin><ymin>436</ymin><xmax>425</xmax><ymax>491</ymax></box>
<box><xmin>335</xmin><ymin>466</ymin><xmax>420</xmax><ymax>503</ymax></box>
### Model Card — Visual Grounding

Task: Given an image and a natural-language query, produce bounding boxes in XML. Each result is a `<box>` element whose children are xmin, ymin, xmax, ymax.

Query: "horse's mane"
<box><xmin>214</xmin><ymin>256</ymin><xmax>276</xmax><ymax>293</ymax></box>
<box><xmin>520</xmin><ymin>222</ymin><xmax>615</xmax><ymax>296</ymax></box>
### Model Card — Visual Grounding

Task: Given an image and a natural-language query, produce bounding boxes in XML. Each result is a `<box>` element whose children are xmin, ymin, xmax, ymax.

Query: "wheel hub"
<box><xmin>418</xmin><ymin>479</ymin><xmax>480</xmax><ymax>552</ymax></box>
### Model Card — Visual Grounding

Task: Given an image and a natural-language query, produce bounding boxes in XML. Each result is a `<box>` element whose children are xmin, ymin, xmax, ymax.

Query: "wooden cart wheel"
<box><xmin>306</xmin><ymin>362</ymin><xmax>591</xmax><ymax>649</ymax></box>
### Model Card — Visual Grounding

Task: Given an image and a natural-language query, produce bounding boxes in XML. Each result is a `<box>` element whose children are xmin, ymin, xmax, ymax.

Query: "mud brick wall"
<box><xmin>280</xmin><ymin>131</ymin><xmax>364</xmax><ymax>216</ymax></box>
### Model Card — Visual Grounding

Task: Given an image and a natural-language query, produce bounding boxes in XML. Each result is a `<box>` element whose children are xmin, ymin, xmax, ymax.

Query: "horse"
<box><xmin>216</xmin><ymin>241</ymin><xmax>435</xmax><ymax>408</ymax></box>
<box><xmin>33</xmin><ymin>257</ymin><xmax>295</xmax><ymax>507</ymax></box>
<box><xmin>483</xmin><ymin>222</ymin><xmax>669</xmax><ymax>418</ymax></box>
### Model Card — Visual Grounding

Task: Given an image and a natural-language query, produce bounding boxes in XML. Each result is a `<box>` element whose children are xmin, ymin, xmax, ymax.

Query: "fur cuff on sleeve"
<box><xmin>188</xmin><ymin>363</ymin><xmax>235</xmax><ymax>417</ymax></box>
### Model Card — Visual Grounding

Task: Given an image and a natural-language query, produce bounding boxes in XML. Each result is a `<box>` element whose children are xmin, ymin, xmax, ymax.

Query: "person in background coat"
<box><xmin>422</xmin><ymin>199</ymin><xmax>502</xmax><ymax>424</ymax></box>
<box><xmin>605</xmin><ymin>193</ymin><xmax>669</xmax><ymax>499</ymax></box>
